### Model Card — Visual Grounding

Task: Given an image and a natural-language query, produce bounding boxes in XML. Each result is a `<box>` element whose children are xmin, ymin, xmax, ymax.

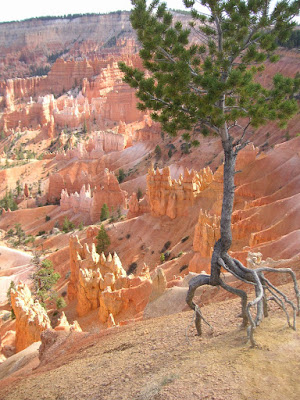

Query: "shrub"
<box><xmin>56</xmin><ymin>297</ymin><xmax>66</xmax><ymax>309</ymax></box>
<box><xmin>38</xmin><ymin>230</ymin><xmax>46</xmax><ymax>236</ymax></box>
<box><xmin>127</xmin><ymin>262</ymin><xmax>138</xmax><ymax>276</ymax></box>
<box><xmin>179</xmin><ymin>264</ymin><xmax>188</xmax><ymax>273</ymax></box>
<box><xmin>62</xmin><ymin>217</ymin><xmax>75</xmax><ymax>233</ymax></box>
<box><xmin>7</xmin><ymin>228</ymin><xmax>14</xmax><ymax>237</ymax></box>
<box><xmin>137</xmin><ymin>187</ymin><xmax>143</xmax><ymax>201</ymax></box>
<box><xmin>181</xmin><ymin>236</ymin><xmax>189</xmax><ymax>243</ymax></box>
<box><xmin>164</xmin><ymin>251</ymin><xmax>171</xmax><ymax>260</ymax></box>
<box><xmin>45</xmin><ymin>215</ymin><xmax>51</xmax><ymax>222</ymax></box>
<box><xmin>163</xmin><ymin>241</ymin><xmax>171</xmax><ymax>251</ymax></box>
<box><xmin>15</xmin><ymin>223</ymin><xmax>25</xmax><ymax>244</ymax></box>
<box><xmin>0</xmin><ymin>190</ymin><xmax>18</xmax><ymax>212</ymax></box>
<box><xmin>160</xmin><ymin>253</ymin><xmax>165</xmax><ymax>263</ymax></box>
<box><xmin>96</xmin><ymin>225</ymin><xmax>111</xmax><ymax>254</ymax></box>
<box><xmin>155</xmin><ymin>145</ymin><xmax>162</xmax><ymax>158</ymax></box>
<box><xmin>24</xmin><ymin>235</ymin><xmax>35</xmax><ymax>245</ymax></box>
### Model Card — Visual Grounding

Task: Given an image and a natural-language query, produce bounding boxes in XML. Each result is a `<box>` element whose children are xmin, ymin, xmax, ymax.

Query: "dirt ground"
<box><xmin>1</xmin><ymin>282</ymin><xmax>299</xmax><ymax>400</ymax></box>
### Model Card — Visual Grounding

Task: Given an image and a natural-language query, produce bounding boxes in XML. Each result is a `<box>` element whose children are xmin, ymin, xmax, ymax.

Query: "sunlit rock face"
<box><xmin>59</xmin><ymin>169</ymin><xmax>127</xmax><ymax>223</ymax></box>
<box><xmin>10</xmin><ymin>283</ymin><xmax>51</xmax><ymax>352</ymax></box>
<box><xmin>68</xmin><ymin>235</ymin><xmax>153</xmax><ymax>324</ymax></box>
<box><xmin>147</xmin><ymin>165</ymin><xmax>213</xmax><ymax>219</ymax></box>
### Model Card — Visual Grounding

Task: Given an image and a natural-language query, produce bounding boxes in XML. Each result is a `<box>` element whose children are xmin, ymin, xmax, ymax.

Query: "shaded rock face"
<box><xmin>68</xmin><ymin>235</ymin><xmax>154</xmax><ymax>324</ymax></box>
<box><xmin>54</xmin><ymin>312</ymin><xmax>82</xmax><ymax>332</ymax></box>
<box><xmin>10</xmin><ymin>283</ymin><xmax>51</xmax><ymax>352</ymax></box>
<box><xmin>147</xmin><ymin>165</ymin><xmax>213</xmax><ymax>219</ymax></box>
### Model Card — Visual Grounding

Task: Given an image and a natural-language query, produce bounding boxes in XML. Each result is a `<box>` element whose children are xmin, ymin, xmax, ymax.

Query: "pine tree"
<box><xmin>117</xmin><ymin>168</ymin><xmax>126</xmax><ymax>183</ymax></box>
<box><xmin>32</xmin><ymin>259</ymin><xmax>60</xmax><ymax>306</ymax></box>
<box><xmin>120</xmin><ymin>0</ymin><xmax>300</xmax><ymax>346</ymax></box>
<box><xmin>100</xmin><ymin>203</ymin><xmax>110</xmax><ymax>221</ymax></box>
<box><xmin>96</xmin><ymin>224</ymin><xmax>111</xmax><ymax>254</ymax></box>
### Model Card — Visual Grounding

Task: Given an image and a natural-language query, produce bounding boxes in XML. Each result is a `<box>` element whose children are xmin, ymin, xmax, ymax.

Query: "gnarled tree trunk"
<box><xmin>186</xmin><ymin>135</ymin><xmax>300</xmax><ymax>346</ymax></box>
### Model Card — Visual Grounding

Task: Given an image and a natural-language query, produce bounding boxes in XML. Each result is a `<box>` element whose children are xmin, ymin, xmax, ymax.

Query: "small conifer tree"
<box><xmin>100</xmin><ymin>203</ymin><xmax>110</xmax><ymax>221</ymax></box>
<box><xmin>96</xmin><ymin>224</ymin><xmax>111</xmax><ymax>254</ymax></box>
<box><xmin>32</xmin><ymin>259</ymin><xmax>60</xmax><ymax>306</ymax></box>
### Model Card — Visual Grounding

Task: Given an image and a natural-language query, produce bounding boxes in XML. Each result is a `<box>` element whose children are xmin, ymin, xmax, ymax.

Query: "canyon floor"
<box><xmin>0</xmin><ymin>281</ymin><xmax>299</xmax><ymax>400</ymax></box>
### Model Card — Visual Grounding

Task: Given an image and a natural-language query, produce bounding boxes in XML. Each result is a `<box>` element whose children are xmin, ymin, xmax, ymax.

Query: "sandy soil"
<box><xmin>0</xmin><ymin>282</ymin><xmax>299</xmax><ymax>400</ymax></box>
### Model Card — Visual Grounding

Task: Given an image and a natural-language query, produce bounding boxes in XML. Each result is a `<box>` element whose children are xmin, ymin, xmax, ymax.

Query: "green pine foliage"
<box><xmin>278</xmin><ymin>30</ymin><xmax>300</xmax><ymax>49</ymax></box>
<box><xmin>56</xmin><ymin>297</ymin><xmax>67</xmax><ymax>309</ymax></box>
<box><xmin>117</xmin><ymin>168</ymin><xmax>126</xmax><ymax>183</ymax></box>
<box><xmin>155</xmin><ymin>144</ymin><xmax>162</xmax><ymax>158</ymax></box>
<box><xmin>62</xmin><ymin>217</ymin><xmax>75</xmax><ymax>233</ymax></box>
<box><xmin>100</xmin><ymin>203</ymin><xmax>110</xmax><ymax>221</ymax></box>
<box><xmin>119</xmin><ymin>0</ymin><xmax>300</xmax><ymax>141</ymax></box>
<box><xmin>0</xmin><ymin>190</ymin><xmax>18</xmax><ymax>212</ymax></box>
<box><xmin>96</xmin><ymin>224</ymin><xmax>111</xmax><ymax>254</ymax></box>
<box><xmin>32</xmin><ymin>259</ymin><xmax>61</xmax><ymax>305</ymax></box>
<box><xmin>6</xmin><ymin>281</ymin><xmax>16</xmax><ymax>319</ymax></box>
<box><xmin>14</xmin><ymin>223</ymin><xmax>25</xmax><ymax>245</ymax></box>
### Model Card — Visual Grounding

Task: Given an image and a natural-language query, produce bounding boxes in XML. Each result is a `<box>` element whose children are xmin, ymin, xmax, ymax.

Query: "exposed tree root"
<box><xmin>186</xmin><ymin>252</ymin><xmax>300</xmax><ymax>347</ymax></box>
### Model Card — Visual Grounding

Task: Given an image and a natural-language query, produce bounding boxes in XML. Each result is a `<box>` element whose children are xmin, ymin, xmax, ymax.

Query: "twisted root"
<box><xmin>186</xmin><ymin>253</ymin><xmax>300</xmax><ymax>347</ymax></box>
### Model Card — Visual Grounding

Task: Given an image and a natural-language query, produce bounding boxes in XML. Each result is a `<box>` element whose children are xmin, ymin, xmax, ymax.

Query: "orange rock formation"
<box><xmin>147</xmin><ymin>165</ymin><xmax>214</xmax><ymax>219</ymax></box>
<box><xmin>60</xmin><ymin>169</ymin><xmax>127</xmax><ymax>223</ymax></box>
<box><xmin>10</xmin><ymin>283</ymin><xmax>51</xmax><ymax>352</ymax></box>
<box><xmin>68</xmin><ymin>235</ymin><xmax>153</xmax><ymax>324</ymax></box>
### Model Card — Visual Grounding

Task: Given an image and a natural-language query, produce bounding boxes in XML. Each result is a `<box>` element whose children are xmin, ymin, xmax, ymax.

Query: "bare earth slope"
<box><xmin>1</xmin><ymin>282</ymin><xmax>299</xmax><ymax>400</ymax></box>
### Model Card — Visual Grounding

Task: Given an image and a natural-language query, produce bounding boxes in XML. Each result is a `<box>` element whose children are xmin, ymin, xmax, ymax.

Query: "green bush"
<box><xmin>56</xmin><ymin>297</ymin><xmax>66</xmax><ymax>309</ymax></box>
<box><xmin>62</xmin><ymin>217</ymin><xmax>75</xmax><ymax>233</ymax></box>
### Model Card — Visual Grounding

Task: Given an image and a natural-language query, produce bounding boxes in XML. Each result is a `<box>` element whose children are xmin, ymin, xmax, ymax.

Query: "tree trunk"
<box><xmin>220</xmin><ymin>136</ymin><xmax>236</xmax><ymax>252</ymax></box>
<box><xmin>186</xmin><ymin>133</ymin><xmax>299</xmax><ymax>345</ymax></box>
<box><xmin>210</xmin><ymin>136</ymin><xmax>237</xmax><ymax>285</ymax></box>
